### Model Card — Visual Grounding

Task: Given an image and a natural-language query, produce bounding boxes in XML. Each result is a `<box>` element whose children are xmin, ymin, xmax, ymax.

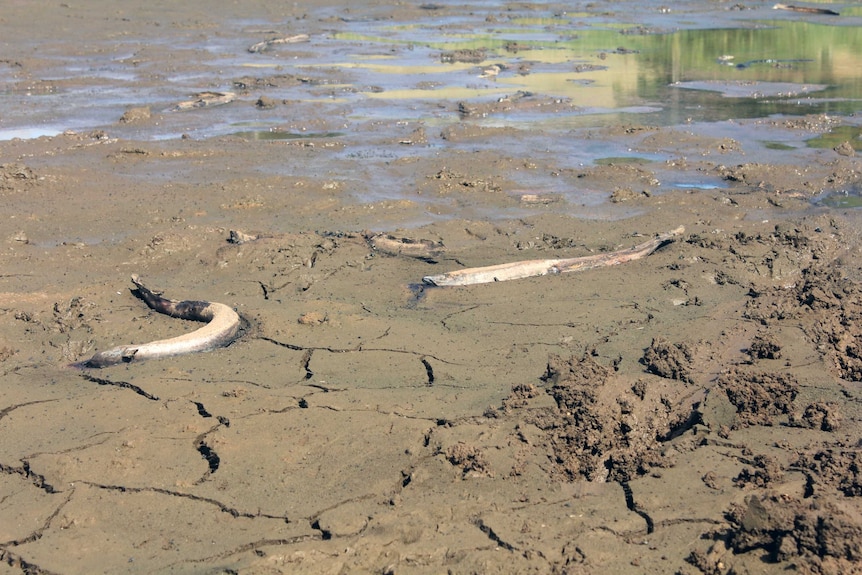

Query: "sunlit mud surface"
<box><xmin>2</xmin><ymin>1</ymin><xmax>862</xmax><ymax>574</ymax></box>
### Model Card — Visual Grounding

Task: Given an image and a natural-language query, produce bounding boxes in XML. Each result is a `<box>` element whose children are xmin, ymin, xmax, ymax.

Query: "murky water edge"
<box><xmin>1</xmin><ymin>0</ymin><xmax>860</xmax><ymax>215</ymax></box>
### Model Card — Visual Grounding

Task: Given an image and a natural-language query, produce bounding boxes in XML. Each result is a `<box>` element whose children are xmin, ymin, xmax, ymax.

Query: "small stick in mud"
<box><xmin>75</xmin><ymin>275</ymin><xmax>241</xmax><ymax>368</ymax></box>
<box><xmin>422</xmin><ymin>227</ymin><xmax>684</xmax><ymax>287</ymax></box>
<box><xmin>366</xmin><ymin>232</ymin><xmax>447</xmax><ymax>261</ymax></box>
<box><xmin>773</xmin><ymin>3</ymin><xmax>840</xmax><ymax>15</ymax></box>
<box><xmin>248</xmin><ymin>34</ymin><xmax>310</xmax><ymax>53</ymax></box>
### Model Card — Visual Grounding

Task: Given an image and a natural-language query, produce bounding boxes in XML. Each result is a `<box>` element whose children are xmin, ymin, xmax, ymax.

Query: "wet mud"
<box><xmin>2</xmin><ymin>1</ymin><xmax>862</xmax><ymax>574</ymax></box>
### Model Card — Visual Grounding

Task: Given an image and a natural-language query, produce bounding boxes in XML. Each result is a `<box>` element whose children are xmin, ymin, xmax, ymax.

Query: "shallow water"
<box><xmin>1</xmin><ymin>4</ymin><xmax>860</xmax><ymax>143</ymax></box>
<box><xmin>1</xmin><ymin>1</ymin><xmax>859</xmax><ymax>224</ymax></box>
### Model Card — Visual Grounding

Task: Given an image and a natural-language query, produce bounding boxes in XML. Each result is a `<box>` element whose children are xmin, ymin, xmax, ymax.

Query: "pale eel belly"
<box><xmin>78</xmin><ymin>275</ymin><xmax>241</xmax><ymax>368</ymax></box>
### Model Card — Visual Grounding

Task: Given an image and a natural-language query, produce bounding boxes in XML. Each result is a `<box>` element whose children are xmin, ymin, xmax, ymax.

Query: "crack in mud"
<box><xmin>248</xmin><ymin>394</ymin><xmax>441</xmax><ymax>422</ymax></box>
<box><xmin>305</xmin><ymin>382</ymin><xmax>346</xmax><ymax>393</ymax></box>
<box><xmin>610</xmin><ymin>517</ymin><xmax>724</xmax><ymax>542</ymax></box>
<box><xmin>257</xmin><ymin>280</ymin><xmax>271</xmax><ymax>300</ymax></box>
<box><xmin>309</xmin><ymin>519</ymin><xmax>332</xmax><ymax>540</ymax></box>
<box><xmin>439</xmin><ymin>305</ymin><xmax>482</xmax><ymax>331</ymax></box>
<box><xmin>0</xmin><ymin>399</ymin><xmax>58</xmax><ymax>423</ymax></box>
<box><xmin>420</xmin><ymin>357</ymin><xmax>434</xmax><ymax>386</ymax></box>
<box><xmin>79</xmin><ymin>373</ymin><xmax>159</xmax><ymax>401</ymax></box>
<box><xmin>360</xmin><ymin>347</ymin><xmax>456</xmax><ymax>364</ymax></box>
<box><xmin>191</xmin><ymin>400</ymin><xmax>231</xmax><ymax>427</ymax></box>
<box><xmin>488</xmin><ymin>320</ymin><xmax>578</xmax><ymax>328</ymax></box>
<box><xmin>0</xmin><ymin>460</ymin><xmax>58</xmax><ymax>494</ymax></box>
<box><xmin>300</xmin><ymin>349</ymin><xmax>314</xmax><ymax>379</ymax></box>
<box><xmin>167</xmin><ymin>536</ymin><xmax>322</xmax><ymax>569</ymax></box>
<box><xmin>260</xmin><ymin>335</ymin><xmax>456</xmax><ymax>364</ymax></box>
<box><xmin>0</xmin><ymin>491</ymin><xmax>73</xmax><ymax>574</ymax></box>
<box><xmin>208</xmin><ymin>377</ymin><xmax>274</xmax><ymax>390</ymax></box>
<box><xmin>193</xmin><ymin>418</ymin><xmax>229</xmax><ymax>484</ymax></box>
<box><xmin>475</xmin><ymin>518</ymin><xmax>517</xmax><ymax>551</ymax></box>
<box><xmin>0</xmin><ymin>549</ymin><xmax>62</xmax><ymax>575</ymax></box>
<box><xmin>621</xmin><ymin>481</ymin><xmax>654</xmax><ymax>534</ymax></box>
<box><xmin>196</xmin><ymin>441</ymin><xmax>220</xmax><ymax>477</ymax></box>
<box><xmin>260</xmin><ymin>336</ymin><xmax>304</xmax><ymax>351</ymax></box>
<box><xmin>82</xmin><ymin>481</ymin><xmax>291</xmax><ymax>521</ymax></box>
<box><xmin>192</xmin><ymin>400</ymin><xmax>212</xmax><ymax>418</ymax></box>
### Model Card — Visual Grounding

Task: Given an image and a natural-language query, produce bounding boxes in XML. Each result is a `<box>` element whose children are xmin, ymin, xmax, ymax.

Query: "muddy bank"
<box><xmin>2</xmin><ymin>1</ymin><xmax>862</xmax><ymax>574</ymax></box>
<box><xmin>3</xmin><ymin>127</ymin><xmax>862</xmax><ymax>574</ymax></box>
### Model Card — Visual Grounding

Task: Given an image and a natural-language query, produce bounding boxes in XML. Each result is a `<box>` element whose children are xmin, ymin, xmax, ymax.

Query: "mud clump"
<box><xmin>533</xmin><ymin>354</ymin><xmax>683</xmax><ymax>482</ymax></box>
<box><xmin>746</xmin><ymin>265</ymin><xmax>862</xmax><ymax>382</ymax></box>
<box><xmin>734</xmin><ymin>454</ymin><xmax>784</xmax><ymax>488</ymax></box>
<box><xmin>790</xmin><ymin>402</ymin><xmax>842</xmax><ymax>432</ymax></box>
<box><xmin>792</xmin><ymin>447</ymin><xmax>862</xmax><ymax>497</ymax></box>
<box><xmin>445</xmin><ymin>442</ymin><xmax>492</xmax><ymax>478</ymax></box>
<box><xmin>119</xmin><ymin>106</ymin><xmax>151</xmax><ymax>124</ymax></box>
<box><xmin>717</xmin><ymin>162</ymin><xmax>791</xmax><ymax>186</ymax></box>
<box><xmin>440</xmin><ymin>48</ymin><xmax>486</xmax><ymax>63</ymax></box>
<box><xmin>642</xmin><ymin>337</ymin><xmax>695</xmax><ymax>383</ymax></box>
<box><xmin>833</xmin><ymin>141</ymin><xmax>856</xmax><ymax>156</ymax></box>
<box><xmin>0</xmin><ymin>162</ymin><xmax>38</xmax><ymax>190</ymax></box>
<box><xmin>456</xmin><ymin>91</ymin><xmax>577</xmax><ymax>119</ymax></box>
<box><xmin>500</xmin><ymin>382</ymin><xmax>542</xmax><ymax>412</ymax></box>
<box><xmin>255</xmin><ymin>95</ymin><xmax>279</xmax><ymax>109</ymax></box>
<box><xmin>805</xmin><ymin>273</ymin><xmax>862</xmax><ymax>382</ymax></box>
<box><xmin>716</xmin><ymin>369</ymin><xmax>798</xmax><ymax>428</ymax></box>
<box><xmin>712</xmin><ymin>495</ymin><xmax>862</xmax><ymax>572</ymax></box>
<box><xmin>540</xmin><ymin>354</ymin><xmax>616</xmax><ymax>481</ymax></box>
<box><xmin>747</xmin><ymin>334</ymin><xmax>782</xmax><ymax>360</ymax></box>
<box><xmin>610</xmin><ymin>187</ymin><xmax>649</xmax><ymax>203</ymax></box>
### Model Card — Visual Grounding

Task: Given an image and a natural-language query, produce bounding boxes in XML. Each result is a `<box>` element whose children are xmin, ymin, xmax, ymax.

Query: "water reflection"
<box><xmin>806</xmin><ymin>125</ymin><xmax>862</xmax><ymax>148</ymax></box>
<box><xmin>338</xmin><ymin>19</ymin><xmax>862</xmax><ymax>127</ymax></box>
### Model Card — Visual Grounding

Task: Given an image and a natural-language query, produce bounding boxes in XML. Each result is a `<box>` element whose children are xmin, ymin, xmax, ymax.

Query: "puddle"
<box><xmin>819</xmin><ymin>195</ymin><xmax>862</xmax><ymax>209</ymax></box>
<box><xmin>594</xmin><ymin>156</ymin><xmax>654</xmax><ymax>166</ymax></box>
<box><xmin>815</xmin><ymin>186</ymin><xmax>862</xmax><ymax>209</ymax></box>
<box><xmin>672</xmin><ymin>182</ymin><xmax>727</xmax><ymax>191</ymax></box>
<box><xmin>672</xmin><ymin>81</ymin><xmax>828</xmax><ymax>99</ymax></box>
<box><xmin>762</xmin><ymin>141</ymin><xmax>798</xmax><ymax>150</ymax></box>
<box><xmin>806</xmin><ymin>125</ymin><xmax>862</xmax><ymax>149</ymax></box>
<box><xmin>229</xmin><ymin>129</ymin><xmax>344</xmax><ymax>140</ymax></box>
<box><xmin>0</xmin><ymin>126</ymin><xmax>64</xmax><ymax>140</ymax></box>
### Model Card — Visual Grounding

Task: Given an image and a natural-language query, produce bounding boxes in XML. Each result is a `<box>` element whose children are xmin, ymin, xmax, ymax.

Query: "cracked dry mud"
<box><xmin>4</xmin><ymin>169</ymin><xmax>862</xmax><ymax>575</ymax></box>
<box><xmin>2</xmin><ymin>1</ymin><xmax>862</xmax><ymax>574</ymax></box>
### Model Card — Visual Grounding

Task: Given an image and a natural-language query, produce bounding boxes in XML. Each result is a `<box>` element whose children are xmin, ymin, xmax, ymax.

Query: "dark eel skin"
<box><xmin>76</xmin><ymin>275</ymin><xmax>241</xmax><ymax>368</ymax></box>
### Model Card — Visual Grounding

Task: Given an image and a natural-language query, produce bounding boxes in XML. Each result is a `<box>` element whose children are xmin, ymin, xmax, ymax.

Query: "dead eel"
<box><xmin>79</xmin><ymin>275</ymin><xmax>241</xmax><ymax>368</ymax></box>
<box><xmin>423</xmin><ymin>227</ymin><xmax>684</xmax><ymax>286</ymax></box>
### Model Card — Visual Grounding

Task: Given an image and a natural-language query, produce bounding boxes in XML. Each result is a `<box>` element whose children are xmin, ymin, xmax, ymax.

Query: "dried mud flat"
<box><xmin>2</xmin><ymin>1</ymin><xmax>862</xmax><ymax>575</ymax></box>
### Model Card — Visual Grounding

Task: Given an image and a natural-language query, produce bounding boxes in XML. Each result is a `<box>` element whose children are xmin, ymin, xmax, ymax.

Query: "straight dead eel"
<box><xmin>78</xmin><ymin>275</ymin><xmax>241</xmax><ymax>368</ymax></box>
<box><xmin>423</xmin><ymin>227</ymin><xmax>684</xmax><ymax>286</ymax></box>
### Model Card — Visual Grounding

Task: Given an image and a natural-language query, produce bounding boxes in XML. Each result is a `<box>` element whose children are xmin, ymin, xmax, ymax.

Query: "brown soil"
<box><xmin>1</xmin><ymin>1</ymin><xmax>862</xmax><ymax>574</ymax></box>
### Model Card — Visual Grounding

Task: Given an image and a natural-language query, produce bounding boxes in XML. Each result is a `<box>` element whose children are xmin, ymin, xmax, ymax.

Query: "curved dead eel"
<box><xmin>79</xmin><ymin>275</ymin><xmax>241</xmax><ymax>368</ymax></box>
